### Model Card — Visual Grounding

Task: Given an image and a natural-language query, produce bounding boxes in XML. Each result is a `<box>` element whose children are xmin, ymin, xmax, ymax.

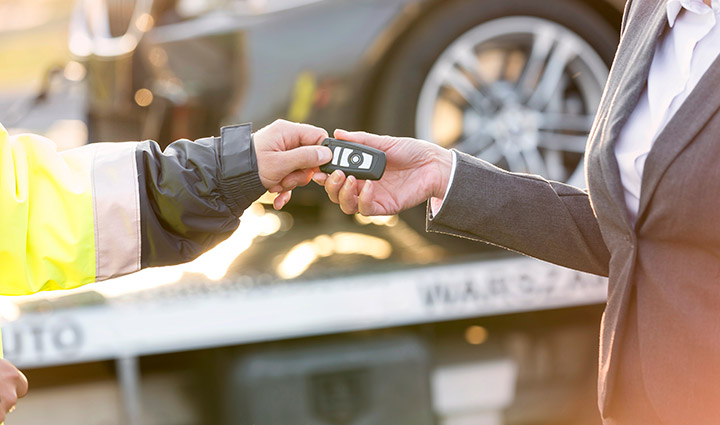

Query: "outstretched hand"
<box><xmin>313</xmin><ymin>129</ymin><xmax>453</xmax><ymax>216</ymax></box>
<box><xmin>253</xmin><ymin>119</ymin><xmax>332</xmax><ymax>209</ymax></box>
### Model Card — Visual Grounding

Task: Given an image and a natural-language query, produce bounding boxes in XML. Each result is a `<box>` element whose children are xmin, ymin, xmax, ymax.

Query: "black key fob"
<box><xmin>319</xmin><ymin>138</ymin><xmax>386</xmax><ymax>180</ymax></box>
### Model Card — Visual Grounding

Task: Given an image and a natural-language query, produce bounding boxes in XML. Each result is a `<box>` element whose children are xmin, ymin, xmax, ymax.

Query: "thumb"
<box><xmin>278</xmin><ymin>145</ymin><xmax>332</xmax><ymax>172</ymax></box>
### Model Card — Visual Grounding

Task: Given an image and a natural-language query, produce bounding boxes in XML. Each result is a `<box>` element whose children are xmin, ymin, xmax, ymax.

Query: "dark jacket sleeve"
<box><xmin>427</xmin><ymin>151</ymin><xmax>611</xmax><ymax>277</ymax></box>
<box><xmin>135</xmin><ymin>124</ymin><xmax>267</xmax><ymax>267</ymax></box>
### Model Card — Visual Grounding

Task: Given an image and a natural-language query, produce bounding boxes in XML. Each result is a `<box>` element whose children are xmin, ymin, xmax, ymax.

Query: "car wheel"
<box><xmin>367</xmin><ymin>0</ymin><xmax>619</xmax><ymax>252</ymax></box>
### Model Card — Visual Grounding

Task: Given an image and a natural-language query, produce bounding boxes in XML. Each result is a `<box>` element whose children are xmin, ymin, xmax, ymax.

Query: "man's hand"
<box><xmin>253</xmin><ymin>120</ymin><xmax>332</xmax><ymax>209</ymax></box>
<box><xmin>313</xmin><ymin>129</ymin><xmax>453</xmax><ymax>216</ymax></box>
<box><xmin>0</xmin><ymin>359</ymin><xmax>28</xmax><ymax>422</ymax></box>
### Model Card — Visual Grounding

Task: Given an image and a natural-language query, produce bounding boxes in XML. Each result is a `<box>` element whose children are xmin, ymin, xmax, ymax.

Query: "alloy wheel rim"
<box><xmin>415</xmin><ymin>16</ymin><xmax>609</xmax><ymax>187</ymax></box>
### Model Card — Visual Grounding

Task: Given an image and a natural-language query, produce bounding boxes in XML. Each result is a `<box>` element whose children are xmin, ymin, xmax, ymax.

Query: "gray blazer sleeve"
<box><xmin>135</xmin><ymin>124</ymin><xmax>267</xmax><ymax>268</ymax></box>
<box><xmin>427</xmin><ymin>151</ymin><xmax>610</xmax><ymax>277</ymax></box>
<box><xmin>620</xmin><ymin>0</ymin><xmax>634</xmax><ymax>37</ymax></box>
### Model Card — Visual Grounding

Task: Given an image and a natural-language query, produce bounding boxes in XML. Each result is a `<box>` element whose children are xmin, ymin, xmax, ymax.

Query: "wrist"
<box><xmin>429</xmin><ymin>146</ymin><xmax>453</xmax><ymax>200</ymax></box>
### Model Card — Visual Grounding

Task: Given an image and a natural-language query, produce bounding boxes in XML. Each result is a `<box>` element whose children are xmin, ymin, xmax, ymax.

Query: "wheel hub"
<box><xmin>488</xmin><ymin>103</ymin><xmax>540</xmax><ymax>151</ymax></box>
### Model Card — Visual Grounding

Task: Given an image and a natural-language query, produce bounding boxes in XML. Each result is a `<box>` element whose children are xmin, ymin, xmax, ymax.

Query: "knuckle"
<box><xmin>268</xmin><ymin>119</ymin><xmax>286</xmax><ymax>131</ymax></box>
<box><xmin>276</xmin><ymin>119</ymin><xmax>291</xmax><ymax>128</ymax></box>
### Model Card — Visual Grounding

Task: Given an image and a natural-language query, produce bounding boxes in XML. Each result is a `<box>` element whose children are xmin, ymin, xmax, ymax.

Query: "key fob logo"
<box><xmin>333</xmin><ymin>147</ymin><xmax>374</xmax><ymax>170</ymax></box>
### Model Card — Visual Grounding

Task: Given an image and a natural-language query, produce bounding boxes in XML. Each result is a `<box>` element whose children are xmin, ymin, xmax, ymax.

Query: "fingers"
<box><xmin>268</xmin><ymin>168</ymin><xmax>315</xmax><ymax>193</ymax></box>
<box><xmin>324</xmin><ymin>170</ymin><xmax>346</xmax><ymax>204</ymax></box>
<box><xmin>318</xmin><ymin>171</ymin><xmax>383</xmax><ymax>216</ymax></box>
<box><xmin>338</xmin><ymin>175</ymin><xmax>360</xmax><ymax>215</ymax></box>
<box><xmin>333</xmin><ymin>129</ymin><xmax>393</xmax><ymax>150</ymax></box>
<box><xmin>357</xmin><ymin>180</ymin><xmax>377</xmax><ymax>216</ymax></box>
<box><xmin>273</xmin><ymin>119</ymin><xmax>329</xmax><ymax>148</ymax></box>
<box><xmin>273</xmin><ymin>191</ymin><xmax>292</xmax><ymax>210</ymax></box>
<box><xmin>254</xmin><ymin>120</ymin><xmax>331</xmax><ymax>189</ymax></box>
<box><xmin>280</xmin><ymin>145</ymin><xmax>332</xmax><ymax>173</ymax></box>
<box><xmin>323</xmin><ymin>170</ymin><xmax>364</xmax><ymax>215</ymax></box>
<box><xmin>312</xmin><ymin>172</ymin><xmax>328</xmax><ymax>186</ymax></box>
<box><xmin>259</xmin><ymin>145</ymin><xmax>331</xmax><ymax>189</ymax></box>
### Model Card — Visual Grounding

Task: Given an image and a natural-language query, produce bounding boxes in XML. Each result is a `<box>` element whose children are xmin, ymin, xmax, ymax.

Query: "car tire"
<box><xmin>367</xmin><ymin>0</ymin><xmax>619</xmax><ymax>253</ymax></box>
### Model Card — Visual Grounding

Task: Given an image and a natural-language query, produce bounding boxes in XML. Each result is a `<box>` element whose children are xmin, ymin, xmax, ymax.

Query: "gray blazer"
<box><xmin>428</xmin><ymin>1</ymin><xmax>720</xmax><ymax>423</ymax></box>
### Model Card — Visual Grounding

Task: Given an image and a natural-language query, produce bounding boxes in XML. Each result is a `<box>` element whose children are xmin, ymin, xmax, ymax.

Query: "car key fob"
<box><xmin>319</xmin><ymin>138</ymin><xmax>386</xmax><ymax>180</ymax></box>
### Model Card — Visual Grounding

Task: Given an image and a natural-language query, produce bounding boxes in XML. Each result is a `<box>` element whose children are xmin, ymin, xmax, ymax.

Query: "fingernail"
<box><xmin>331</xmin><ymin>172</ymin><xmax>342</xmax><ymax>183</ymax></box>
<box><xmin>318</xmin><ymin>147</ymin><xmax>332</xmax><ymax>163</ymax></box>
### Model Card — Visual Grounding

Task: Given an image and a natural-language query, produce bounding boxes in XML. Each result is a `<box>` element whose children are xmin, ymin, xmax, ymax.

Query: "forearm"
<box><xmin>428</xmin><ymin>151</ymin><xmax>610</xmax><ymax>276</ymax></box>
<box><xmin>136</xmin><ymin>124</ymin><xmax>266</xmax><ymax>267</ymax></box>
<box><xmin>0</xmin><ymin>123</ymin><xmax>264</xmax><ymax>295</ymax></box>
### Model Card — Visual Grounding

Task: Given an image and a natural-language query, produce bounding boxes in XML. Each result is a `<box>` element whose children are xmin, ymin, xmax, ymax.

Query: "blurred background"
<box><xmin>0</xmin><ymin>0</ymin><xmax>624</xmax><ymax>424</ymax></box>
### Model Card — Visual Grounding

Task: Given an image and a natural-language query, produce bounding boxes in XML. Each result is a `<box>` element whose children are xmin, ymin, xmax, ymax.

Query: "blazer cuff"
<box><xmin>428</xmin><ymin>149</ymin><xmax>459</xmax><ymax>219</ymax></box>
<box><xmin>425</xmin><ymin>151</ymin><xmax>494</xmax><ymax>236</ymax></box>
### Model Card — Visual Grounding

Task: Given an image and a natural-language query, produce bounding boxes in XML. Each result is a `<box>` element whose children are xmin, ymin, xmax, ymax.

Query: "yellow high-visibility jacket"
<box><xmin>0</xmin><ymin>122</ymin><xmax>265</xmax><ymax>296</ymax></box>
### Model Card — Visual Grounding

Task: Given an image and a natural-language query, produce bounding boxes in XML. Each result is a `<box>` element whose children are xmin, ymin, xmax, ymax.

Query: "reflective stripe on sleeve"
<box><xmin>91</xmin><ymin>142</ymin><xmax>142</xmax><ymax>280</ymax></box>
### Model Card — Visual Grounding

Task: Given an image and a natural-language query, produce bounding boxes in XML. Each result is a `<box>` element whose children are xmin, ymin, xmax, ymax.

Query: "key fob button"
<box><xmin>349</xmin><ymin>152</ymin><xmax>363</xmax><ymax>165</ymax></box>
